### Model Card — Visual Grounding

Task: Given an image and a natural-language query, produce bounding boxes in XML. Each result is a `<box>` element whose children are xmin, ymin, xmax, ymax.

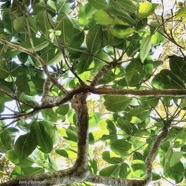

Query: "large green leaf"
<box><xmin>93</xmin><ymin>10</ymin><xmax>113</xmax><ymax>26</ymax></box>
<box><xmin>104</xmin><ymin>96</ymin><xmax>132</xmax><ymax>112</ymax></box>
<box><xmin>127</xmin><ymin>107</ymin><xmax>151</xmax><ymax>123</ymax></box>
<box><xmin>6</xmin><ymin>150</ymin><xmax>34</xmax><ymax>167</ymax></box>
<box><xmin>13</xmin><ymin>16</ymin><xmax>26</xmax><ymax>32</ymax></box>
<box><xmin>126</xmin><ymin>59</ymin><xmax>144</xmax><ymax>86</ymax></box>
<box><xmin>110</xmin><ymin>0</ymin><xmax>136</xmax><ymax>14</ymax></box>
<box><xmin>106</xmin><ymin>120</ymin><xmax>116</xmax><ymax>134</ymax></box>
<box><xmin>56</xmin><ymin>104</ymin><xmax>69</xmax><ymax>116</ymax></box>
<box><xmin>138</xmin><ymin>2</ymin><xmax>156</xmax><ymax>18</ymax></box>
<box><xmin>0</xmin><ymin>60</ymin><xmax>9</xmax><ymax>80</ymax></box>
<box><xmin>0</xmin><ymin>129</ymin><xmax>12</xmax><ymax>150</ymax></box>
<box><xmin>56</xmin><ymin>14</ymin><xmax>74</xmax><ymax>46</ymax></box>
<box><xmin>140</xmin><ymin>35</ymin><xmax>152</xmax><ymax>63</ymax></box>
<box><xmin>88</xmin><ymin>0</ymin><xmax>108</xmax><ymax>9</ymax></box>
<box><xmin>110</xmin><ymin>139</ymin><xmax>132</xmax><ymax>156</ymax></box>
<box><xmin>152</xmin><ymin>69</ymin><xmax>185</xmax><ymax>89</ymax></box>
<box><xmin>21</xmin><ymin>167</ymin><xmax>44</xmax><ymax>176</ymax></box>
<box><xmin>151</xmin><ymin>32</ymin><xmax>164</xmax><ymax>45</ymax></box>
<box><xmin>16</xmin><ymin>76</ymin><xmax>30</xmax><ymax>95</ymax></box>
<box><xmin>105</xmin><ymin>6</ymin><xmax>135</xmax><ymax>26</ymax></box>
<box><xmin>56</xmin><ymin>148</ymin><xmax>77</xmax><ymax>159</ymax></box>
<box><xmin>102</xmin><ymin>151</ymin><xmax>122</xmax><ymax>164</ymax></box>
<box><xmin>119</xmin><ymin>163</ymin><xmax>131</xmax><ymax>178</ymax></box>
<box><xmin>42</xmin><ymin>108</ymin><xmax>60</xmax><ymax>122</ymax></box>
<box><xmin>30</xmin><ymin>121</ymin><xmax>53</xmax><ymax>153</ymax></box>
<box><xmin>14</xmin><ymin>133</ymin><xmax>37</xmax><ymax>158</ymax></box>
<box><xmin>100</xmin><ymin>165</ymin><xmax>120</xmax><ymax>177</ymax></box>
<box><xmin>55</xmin><ymin>0</ymin><xmax>70</xmax><ymax>14</ymax></box>
<box><xmin>110</xmin><ymin>24</ymin><xmax>135</xmax><ymax>39</ymax></box>
<box><xmin>76</xmin><ymin>53</ymin><xmax>93</xmax><ymax>73</ymax></box>
<box><xmin>78</xmin><ymin>3</ymin><xmax>95</xmax><ymax>28</ymax></box>
<box><xmin>175</xmin><ymin>6</ymin><xmax>186</xmax><ymax>19</ymax></box>
<box><xmin>86</xmin><ymin>24</ymin><xmax>102</xmax><ymax>53</ymax></box>
<box><xmin>36</xmin><ymin>11</ymin><xmax>54</xmax><ymax>35</ymax></box>
<box><xmin>22</xmin><ymin>37</ymin><xmax>49</xmax><ymax>52</ymax></box>
<box><xmin>69</xmin><ymin>28</ymin><xmax>84</xmax><ymax>48</ymax></box>
<box><xmin>169</xmin><ymin>55</ymin><xmax>186</xmax><ymax>83</ymax></box>
<box><xmin>169</xmin><ymin>151</ymin><xmax>182</xmax><ymax>167</ymax></box>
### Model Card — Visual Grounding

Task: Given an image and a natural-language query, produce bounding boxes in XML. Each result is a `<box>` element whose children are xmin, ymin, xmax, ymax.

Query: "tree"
<box><xmin>0</xmin><ymin>0</ymin><xmax>186</xmax><ymax>185</ymax></box>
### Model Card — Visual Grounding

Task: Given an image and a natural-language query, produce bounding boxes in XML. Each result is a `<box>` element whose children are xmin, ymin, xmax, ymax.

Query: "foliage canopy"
<box><xmin>0</xmin><ymin>0</ymin><xmax>186</xmax><ymax>185</ymax></box>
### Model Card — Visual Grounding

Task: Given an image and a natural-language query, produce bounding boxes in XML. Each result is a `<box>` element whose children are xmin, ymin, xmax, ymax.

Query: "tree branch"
<box><xmin>0</xmin><ymin>87</ymin><xmax>36</xmax><ymax>109</ymax></box>
<box><xmin>71</xmin><ymin>93</ymin><xmax>89</xmax><ymax>171</ymax></box>
<box><xmin>0</xmin><ymin>38</ymin><xmax>68</xmax><ymax>94</ymax></box>
<box><xmin>145</xmin><ymin>125</ymin><xmax>169</xmax><ymax>183</ymax></box>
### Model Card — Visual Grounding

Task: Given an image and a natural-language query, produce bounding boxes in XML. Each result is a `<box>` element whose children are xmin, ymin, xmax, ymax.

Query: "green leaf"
<box><xmin>169</xmin><ymin>151</ymin><xmax>182</xmax><ymax>167</ymax></box>
<box><xmin>16</xmin><ymin>76</ymin><xmax>30</xmax><ymax>95</ymax></box>
<box><xmin>152</xmin><ymin>69</ymin><xmax>185</xmax><ymax>89</ymax></box>
<box><xmin>119</xmin><ymin>163</ymin><xmax>131</xmax><ymax>178</ymax></box>
<box><xmin>165</xmin><ymin>161</ymin><xmax>184</xmax><ymax>184</ymax></box>
<box><xmin>13</xmin><ymin>16</ymin><xmax>26</xmax><ymax>32</ymax></box>
<box><xmin>78</xmin><ymin>4</ymin><xmax>95</xmax><ymax>28</ymax></box>
<box><xmin>76</xmin><ymin>53</ymin><xmax>93</xmax><ymax>73</ymax></box>
<box><xmin>138</xmin><ymin>2</ymin><xmax>156</xmax><ymax>18</ymax></box>
<box><xmin>106</xmin><ymin>120</ymin><xmax>116</xmax><ymax>134</ymax></box>
<box><xmin>131</xmin><ymin>160</ymin><xmax>146</xmax><ymax>176</ymax></box>
<box><xmin>173</xmin><ymin>129</ymin><xmax>186</xmax><ymax>148</ymax></box>
<box><xmin>110</xmin><ymin>25</ymin><xmax>135</xmax><ymax>39</ymax></box>
<box><xmin>93</xmin><ymin>10</ymin><xmax>113</xmax><ymax>26</ymax></box>
<box><xmin>104</xmin><ymin>96</ymin><xmax>132</xmax><ymax>112</ymax></box>
<box><xmin>64</xmin><ymin>126</ymin><xmax>77</xmax><ymax>142</ymax></box>
<box><xmin>56</xmin><ymin>148</ymin><xmax>77</xmax><ymax>159</ymax></box>
<box><xmin>110</xmin><ymin>139</ymin><xmax>131</xmax><ymax>156</ymax></box>
<box><xmin>175</xmin><ymin>6</ymin><xmax>186</xmax><ymax>19</ymax></box>
<box><xmin>56</xmin><ymin>14</ymin><xmax>73</xmax><ymax>46</ymax></box>
<box><xmin>127</xmin><ymin>107</ymin><xmax>150</xmax><ymax>123</ymax></box>
<box><xmin>0</xmin><ymin>60</ymin><xmax>9</xmax><ymax>80</ymax></box>
<box><xmin>151</xmin><ymin>32</ymin><xmax>164</xmax><ymax>45</ymax></box>
<box><xmin>102</xmin><ymin>151</ymin><xmax>122</xmax><ymax>164</ymax></box>
<box><xmin>0</xmin><ymin>129</ymin><xmax>11</xmax><ymax>150</ymax></box>
<box><xmin>69</xmin><ymin>28</ymin><xmax>84</xmax><ymax>48</ymax></box>
<box><xmin>41</xmin><ymin>47</ymin><xmax>62</xmax><ymax>65</ymax></box>
<box><xmin>6</xmin><ymin>150</ymin><xmax>34</xmax><ymax>167</ymax></box>
<box><xmin>36</xmin><ymin>11</ymin><xmax>54</xmax><ymax>35</ymax></box>
<box><xmin>14</xmin><ymin>133</ymin><xmax>37</xmax><ymax>158</ymax></box>
<box><xmin>110</xmin><ymin>0</ymin><xmax>136</xmax><ymax>14</ymax></box>
<box><xmin>56</xmin><ymin>0</ymin><xmax>70</xmax><ymax>14</ymax></box>
<box><xmin>106</xmin><ymin>5</ymin><xmax>135</xmax><ymax>25</ymax></box>
<box><xmin>88</xmin><ymin>0</ymin><xmax>108</xmax><ymax>9</ymax></box>
<box><xmin>86</xmin><ymin>24</ymin><xmax>102</xmax><ymax>53</ymax></box>
<box><xmin>21</xmin><ymin>167</ymin><xmax>44</xmax><ymax>176</ymax></box>
<box><xmin>100</xmin><ymin>165</ymin><xmax>120</xmax><ymax>177</ymax></box>
<box><xmin>117</xmin><ymin>119</ymin><xmax>137</xmax><ymax>135</ymax></box>
<box><xmin>42</xmin><ymin>108</ymin><xmax>59</xmax><ymax>122</ymax></box>
<box><xmin>140</xmin><ymin>35</ymin><xmax>152</xmax><ymax>63</ymax></box>
<box><xmin>126</xmin><ymin>59</ymin><xmax>144</xmax><ymax>86</ymax></box>
<box><xmin>56</xmin><ymin>104</ymin><xmax>69</xmax><ymax>116</ymax></box>
<box><xmin>30</xmin><ymin>121</ymin><xmax>53</xmax><ymax>153</ymax></box>
<box><xmin>169</xmin><ymin>55</ymin><xmax>186</xmax><ymax>83</ymax></box>
<box><xmin>152</xmin><ymin>172</ymin><xmax>161</xmax><ymax>181</ymax></box>
<box><xmin>22</xmin><ymin>38</ymin><xmax>49</xmax><ymax>52</ymax></box>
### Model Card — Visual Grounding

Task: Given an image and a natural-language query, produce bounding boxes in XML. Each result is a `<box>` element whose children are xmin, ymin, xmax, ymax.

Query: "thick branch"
<box><xmin>87</xmin><ymin>173</ymin><xmax>147</xmax><ymax>186</ymax></box>
<box><xmin>89</xmin><ymin>87</ymin><xmax>186</xmax><ymax>96</ymax></box>
<box><xmin>0</xmin><ymin>167</ymin><xmax>90</xmax><ymax>186</ymax></box>
<box><xmin>145</xmin><ymin>126</ymin><xmax>169</xmax><ymax>183</ymax></box>
<box><xmin>71</xmin><ymin>93</ymin><xmax>89</xmax><ymax>171</ymax></box>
